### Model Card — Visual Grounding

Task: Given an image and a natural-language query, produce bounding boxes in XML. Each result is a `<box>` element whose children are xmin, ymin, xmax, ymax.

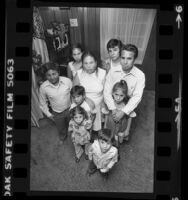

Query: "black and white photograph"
<box><xmin>30</xmin><ymin>5</ymin><xmax>156</xmax><ymax>193</ymax></box>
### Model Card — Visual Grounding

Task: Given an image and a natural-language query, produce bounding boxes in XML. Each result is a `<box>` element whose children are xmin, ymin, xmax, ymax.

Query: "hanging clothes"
<box><xmin>33</xmin><ymin>7</ymin><xmax>49</xmax><ymax>64</ymax></box>
<box><xmin>32</xmin><ymin>7</ymin><xmax>49</xmax><ymax>127</ymax></box>
<box><xmin>31</xmin><ymin>66</ymin><xmax>44</xmax><ymax>127</ymax></box>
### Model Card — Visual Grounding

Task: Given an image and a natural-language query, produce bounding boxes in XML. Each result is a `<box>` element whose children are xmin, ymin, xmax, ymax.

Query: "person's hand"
<box><xmin>113</xmin><ymin>110</ymin><xmax>125</xmax><ymax>122</ymax></box>
<box><xmin>112</xmin><ymin>109</ymin><xmax>119</xmax><ymax>122</ymax></box>
<box><xmin>85</xmin><ymin>120</ymin><xmax>92</xmax><ymax>130</ymax></box>
<box><xmin>112</xmin><ymin>109</ymin><xmax>117</xmax><ymax>118</ymax></box>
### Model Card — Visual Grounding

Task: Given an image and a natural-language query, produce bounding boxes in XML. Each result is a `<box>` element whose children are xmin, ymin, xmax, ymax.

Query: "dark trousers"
<box><xmin>52</xmin><ymin>108</ymin><xmax>70</xmax><ymax>140</ymax></box>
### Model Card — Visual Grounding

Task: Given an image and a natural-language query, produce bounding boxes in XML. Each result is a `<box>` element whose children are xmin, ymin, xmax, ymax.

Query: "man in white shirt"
<box><xmin>104</xmin><ymin>44</ymin><xmax>145</xmax><ymax>141</ymax></box>
<box><xmin>39</xmin><ymin>62</ymin><xmax>72</xmax><ymax>143</ymax></box>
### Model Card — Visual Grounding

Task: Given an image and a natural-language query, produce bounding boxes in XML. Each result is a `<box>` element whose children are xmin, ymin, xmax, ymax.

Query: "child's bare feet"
<box><xmin>124</xmin><ymin>135</ymin><xmax>129</xmax><ymax>141</ymax></box>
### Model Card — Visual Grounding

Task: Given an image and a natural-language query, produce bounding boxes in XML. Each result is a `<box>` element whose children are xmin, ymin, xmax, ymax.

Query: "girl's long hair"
<box><xmin>69</xmin><ymin>43</ymin><xmax>84</xmax><ymax>63</ymax></box>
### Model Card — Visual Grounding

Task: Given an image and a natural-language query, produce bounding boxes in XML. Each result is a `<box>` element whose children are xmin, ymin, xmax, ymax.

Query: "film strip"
<box><xmin>3</xmin><ymin>0</ymin><xmax>183</xmax><ymax>198</ymax></box>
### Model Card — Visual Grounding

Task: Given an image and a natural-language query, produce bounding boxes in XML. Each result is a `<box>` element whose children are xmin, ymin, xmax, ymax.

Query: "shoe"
<box><xmin>118</xmin><ymin>154</ymin><xmax>120</xmax><ymax>161</ymax></box>
<box><xmin>58</xmin><ymin>140</ymin><xmax>63</xmax><ymax>145</ymax></box>
<box><xmin>59</xmin><ymin>134</ymin><xmax>67</xmax><ymax>143</ymax></box>
<box><xmin>101</xmin><ymin>172</ymin><xmax>109</xmax><ymax>181</ymax></box>
<box><xmin>87</xmin><ymin>167</ymin><xmax>97</xmax><ymax>176</ymax></box>
<box><xmin>75</xmin><ymin>157</ymin><xmax>80</xmax><ymax>163</ymax></box>
<box><xmin>123</xmin><ymin>136</ymin><xmax>129</xmax><ymax>141</ymax></box>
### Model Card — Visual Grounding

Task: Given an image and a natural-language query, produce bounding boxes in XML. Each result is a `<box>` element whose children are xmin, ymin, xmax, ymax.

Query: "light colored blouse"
<box><xmin>76</xmin><ymin>68</ymin><xmax>106</xmax><ymax>104</ymax></box>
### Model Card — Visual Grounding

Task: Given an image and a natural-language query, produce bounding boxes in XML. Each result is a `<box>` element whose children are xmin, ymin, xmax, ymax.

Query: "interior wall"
<box><xmin>39</xmin><ymin>7</ymin><xmax>69</xmax><ymax>29</ymax></box>
<box><xmin>68</xmin><ymin>7</ymin><xmax>83</xmax><ymax>46</ymax></box>
<box><xmin>82</xmin><ymin>8</ymin><xmax>100</xmax><ymax>61</ymax></box>
<box><xmin>69</xmin><ymin>7</ymin><xmax>100</xmax><ymax>61</ymax></box>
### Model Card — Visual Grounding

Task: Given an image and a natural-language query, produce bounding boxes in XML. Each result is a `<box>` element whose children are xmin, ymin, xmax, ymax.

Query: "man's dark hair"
<box><xmin>98</xmin><ymin>128</ymin><xmax>114</xmax><ymax>143</ymax></box>
<box><xmin>121</xmin><ymin>44</ymin><xmax>138</xmax><ymax>59</ymax></box>
<box><xmin>107</xmin><ymin>39</ymin><xmax>122</xmax><ymax>51</ymax></box>
<box><xmin>43</xmin><ymin>62</ymin><xmax>60</xmax><ymax>74</ymax></box>
<box><xmin>70</xmin><ymin>85</ymin><xmax>85</xmax><ymax>97</ymax></box>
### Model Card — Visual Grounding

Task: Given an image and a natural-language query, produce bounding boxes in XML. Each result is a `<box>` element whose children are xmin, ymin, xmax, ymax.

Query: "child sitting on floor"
<box><xmin>68</xmin><ymin>106</ymin><xmax>92</xmax><ymax>163</ymax></box>
<box><xmin>87</xmin><ymin>128</ymin><xmax>118</xmax><ymax>179</ymax></box>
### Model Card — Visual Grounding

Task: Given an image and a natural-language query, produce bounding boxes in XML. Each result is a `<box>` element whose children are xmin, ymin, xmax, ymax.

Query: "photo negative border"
<box><xmin>3</xmin><ymin>0</ymin><xmax>183</xmax><ymax>199</ymax></box>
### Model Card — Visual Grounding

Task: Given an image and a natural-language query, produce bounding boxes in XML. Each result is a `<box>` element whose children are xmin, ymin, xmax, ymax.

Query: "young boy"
<box><xmin>39</xmin><ymin>62</ymin><xmax>72</xmax><ymax>143</ymax></box>
<box><xmin>102</xmin><ymin>39</ymin><xmax>122</xmax><ymax>73</ymax></box>
<box><xmin>87</xmin><ymin>128</ymin><xmax>118</xmax><ymax>179</ymax></box>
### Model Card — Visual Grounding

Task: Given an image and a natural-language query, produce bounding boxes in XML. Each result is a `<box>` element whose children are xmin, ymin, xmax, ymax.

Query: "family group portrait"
<box><xmin>30</xmin><ymin>5</ymin><xmax>156</xmax><ymax>193</ymax></box>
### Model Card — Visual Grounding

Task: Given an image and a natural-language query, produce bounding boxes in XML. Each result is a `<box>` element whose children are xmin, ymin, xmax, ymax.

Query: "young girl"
<box><xmin>67</xmin><ymin>44</ymin><xmax>84</xmax><ymax>80</ymax></box>
<box><xmin>102</xmin><ymin>39</ymin><xmax>122</xmax><ymax>73</ymax></box>
<box><xmin>105</xmin><ymin>80</ymin><xmax>135</xmax><ymax>146</ymax></box>
<box><xmin>68</xmin><ymin>106</ymin><xmax>92</xmax><ymax>163</ymax></box>
<box><xmin>73</xmin><ymin>51</ymin><xmax>106</xmax><ymax>132</ymax></box>
<box><xmin>87</xmin><ymin>128</ymin><xmax>118</xmax><ymax>178</ymax></box>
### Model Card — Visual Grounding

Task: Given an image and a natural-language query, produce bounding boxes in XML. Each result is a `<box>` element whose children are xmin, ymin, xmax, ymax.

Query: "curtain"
<box><xmin>32</xmin><ymin>7</ymin><xmax>49</xmax><ymax>127</ymax></box>
<box><xmin>31</xmin><ymin>67</ymin><xmax>44</xmax><ymax>127</ymax></box>
<box><xmin>100</xmin><ymin>8</ymin><xmax>156</xmax><ymax>64</ymax></box>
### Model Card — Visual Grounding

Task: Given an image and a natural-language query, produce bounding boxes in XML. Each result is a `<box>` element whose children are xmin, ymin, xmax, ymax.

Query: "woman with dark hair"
<box><xmin>73</xmin><ymin>51</ymin><xmax>106</xmax><ymax>132</ymax></box>
<box><xmin>67</xmin><ymin>43</ymin><xmax>84</xmax><ymax>80</ymax></box>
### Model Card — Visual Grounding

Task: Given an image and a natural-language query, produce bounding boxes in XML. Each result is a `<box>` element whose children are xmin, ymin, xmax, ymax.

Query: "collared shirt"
<box><xmin>39</xmin><ymin>76</ymin><xmax>72</xmax><ymax>117</ymax></box>
<box><xmin>88</xmin><ymin>139</ymin><xmax>118</xmax><ymax>170</ymax></box>
<box><xmin>104</xmin><ymin>65</ymin><xmax>145</xmax><ymax>115</ymax></box>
